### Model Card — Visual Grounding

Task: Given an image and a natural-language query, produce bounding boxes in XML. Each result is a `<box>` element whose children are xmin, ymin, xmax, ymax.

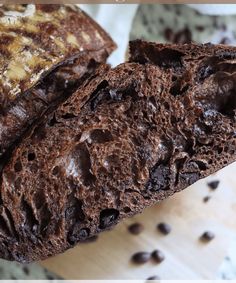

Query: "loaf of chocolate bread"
<box><xmin>1</xmin><ymin>40</ymin><xmax>236</xmax><ymax>262</ymax></box>
<box><xmin>0</xmin><ymin>4</ymin><xmax>115</xmax><ymax>157</ymax></box>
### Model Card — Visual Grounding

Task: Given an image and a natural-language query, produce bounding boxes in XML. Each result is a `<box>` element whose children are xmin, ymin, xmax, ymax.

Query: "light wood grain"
<box><xmin>41</xmin><ymin>162</ymin><xmax>236</xmax><ymax>280</ymax></box>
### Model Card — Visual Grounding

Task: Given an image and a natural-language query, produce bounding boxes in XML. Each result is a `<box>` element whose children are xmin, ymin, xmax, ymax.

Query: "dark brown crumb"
<box><xmin>203</xmin><ymin>196</ymin><xmax>211</xmax><ymax>203</ymax></box>
<box><xmin>131</xmin><ymin>252</ymin><xmax>151</xmax><ymax>264</ymax></box>
<box><xmin>128</xmin><ymin>222</ymin><xmax>144</xmax><ymax>235</ymax></box>
<box><xmin>207</xmin><ymin>180</ymin><xmax>220</xmax><ymax>190</ymax></box>
<box><xmin>146</xmin><ymin>275</ymin><xmax>160</xmax><ymax>280</ymax></box>
<box><xmin>157</xmin><ymin>222</ymin><xmax>171</xmax><ymax>235</ymax></box>
<box><xmin>151</xmin><ymin>249</ymin><xmax>165</xmax><ymax>263</ymax></box>
<box><xmin>200</xmin><ymin>231</ymin><xmax>215</xmax><ymax>242</ymax></box>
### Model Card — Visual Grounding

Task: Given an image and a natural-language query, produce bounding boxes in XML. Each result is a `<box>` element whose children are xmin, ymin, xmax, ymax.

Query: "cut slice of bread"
<box><xmin>0</xmin><ymin>4</ymin><xmax>116</xmax><ymax>157</ymax></box>
<box><xmin>1</xmin><ymin>41</ymin><xmax>236</xmax><ymax>262</ymax></box>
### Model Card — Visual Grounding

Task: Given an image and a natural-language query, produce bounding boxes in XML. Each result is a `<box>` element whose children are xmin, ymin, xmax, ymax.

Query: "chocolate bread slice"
<box><xmin>0</xmin><ymin>4</ymin><xmax>115</xmax><ymax>157</ymax></box>
<box><xmin>1</xmin><ymin>41</ymin><xmax>236</xmax><ymax>262</ymax></box>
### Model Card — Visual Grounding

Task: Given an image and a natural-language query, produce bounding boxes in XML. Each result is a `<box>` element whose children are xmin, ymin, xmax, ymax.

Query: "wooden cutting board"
<box><xmin>41</xmin><ymin>162</ymin><xmax>236</xmax><ymax>280</ymax></box>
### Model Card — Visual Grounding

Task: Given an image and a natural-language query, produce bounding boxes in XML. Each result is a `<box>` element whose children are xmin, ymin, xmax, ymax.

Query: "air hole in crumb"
<box><xmin>171</xmin><ymin>116</ymin><xmax>177</xmax><ymax>124</ymax></box>
<box><xmin>99</xmin><ymin>208</ymin><xmax>119</xmax><ymax>229</ymax></box>
<box><xmin>170</xmin><ymin>81</ymin><xmax>189</xmax><ymax>97</ymax></box>
<box><xmin>48</xmin><ymin>114</ymin><xmax>59</xmax><ymax>127</ymax></box>
<box><xmin>61</xmin><ymin>113</ymin><xmax>77</xmax><ymax>119</ymax></box>
<box><xmin>90</xmin><ymin>129</ymin><xmax>113</xmax><ymax>144</ymax></box>
<box><xmin>195</xmin><ymin>160</ymin><xmax>207</xmax><ymax>171</ymax></box>
<box><xmin>163</xmin><ymin>102</ymin><xmax>170</xmax><ymax>110</ymax></box>
<box><xmin>14</xmin><ymin>161</ymin><xmax>22</xmax><ymax>172</ymax></box>
<box><xmin>27</xmin><ymin>152</ymin><xmax>35</xmax><ymax>161</ymax></box>
<box><xmin>124</xmin><ymin>207</ymin><xmax>131</xmax><ymax>213</ymax></box>
<box><xmin>172</xmin><ymin>76</ymin><xmax>177</xmax><ymax>82</ymax></box>
<box><xmin>52</xmin><ymin>166</ymin><xmax>60</xmax><ymax>176</ymax></box>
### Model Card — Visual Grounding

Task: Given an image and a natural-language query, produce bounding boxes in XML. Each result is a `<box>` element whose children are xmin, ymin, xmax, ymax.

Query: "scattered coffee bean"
<box><xmin>203</xmin><ymin>196</ymin><xmax>211</xmax><ymax>203</ymax></box>
<box><xmin>207</xmin><ymin>180</ymin><xmax>220</xmax><ymax>190</ymax></box>
<box><xmin>157</xmin><ymin>222</ymin><xmax>171</xmax><ymax>235</ymax></box>
<box><xmin>152</xmin><ymin>249</ymin><xmax>165</xmax><ymax>263</ymax></box>
<box><xmin>147</xmin><ymin>275</ymin><xmax>160</xmax><ymax>280</ymax></box>
<box><xmin>132</xmin><ymin>251</ymin><xmax>151</xmax><ymax>264</ymax></box>
<box><xmin>200</xmin><ymin>231</ymin><xmax>215</xmax><ymax>242</ymax></box>
<box><xmin>22</xmin><ymin>265</ymin><xmax>30</xmax><ymax>275</ymax></box>
<box><xmin>128</xmin><ymin>222</ymin><xmax>144</xmax><ymax>235</ymax></box>
<box><xmin>46</xmin><ymin>274</ymin><xmax>55</xmax><ymax>280</ymax></box>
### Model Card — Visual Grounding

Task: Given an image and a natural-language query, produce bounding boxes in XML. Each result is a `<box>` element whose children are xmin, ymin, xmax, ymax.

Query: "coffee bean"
<box><xmin>203</xmin><ymin>196</ymin><xmax>211</xmax><ymax>203</ymax></box>
<box><xmin>128</xmin><ymin>223</ymin><xmax>144</xmax><ymax>235</ymax></box>
<box><xmin>207</xmin><ymin>180</ymin><xmax>220</xmax><ymax>190</ymax></box>
<box><xmin>132</xmin><ymin>252</ymin><xmax>151</xmax><ymax>264</ymax></box>
<box><xmin>22</xmin><ymin>265</ymin><xmax>30</xmax><ymax>275</ymax></box>
<box><xmin>200</xmin><ymin>231</ymin><xmax>215</xmax><ymax>242</ymax></box>
<box><xmin>195</xmin><ymin>25</ymin><xmax>205</xmax><ymax>32</ymax></box>
<box><xmin>147</xmin><ymin>275</ymin><xmax>160</xmax><ymax>280</ymax></box>
<box><xmin>151</xmin><ymin>249</ymin><xmax>165</xmax><ymax>263</ymax></box>
<box><xmin>157</xmin><ymin>222</ymin><xmax>171</xmax><ymax>235</ymax></box>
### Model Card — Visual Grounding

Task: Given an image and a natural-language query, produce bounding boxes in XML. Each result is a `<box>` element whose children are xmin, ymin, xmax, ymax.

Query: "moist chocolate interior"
<box><xmin>0</xmin><ymin>42</ymin><xmax>236</xmax><ymax>262</ymax></box>
<box><xmin>80</xmin><ymin>54</ymin><xmax>236</xmax><ymax>194</ymax></box>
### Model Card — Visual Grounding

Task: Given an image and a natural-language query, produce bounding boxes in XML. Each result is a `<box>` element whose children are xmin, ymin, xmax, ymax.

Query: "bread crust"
<box><xmin>0</xmin><ymin>4</ymin><xmax>115</xmax><ymax>100</ymax></box>
<box><xmin>0</xmin><ymin>5</ymin><xmax>116</xmax><ymax>157</ymax></box>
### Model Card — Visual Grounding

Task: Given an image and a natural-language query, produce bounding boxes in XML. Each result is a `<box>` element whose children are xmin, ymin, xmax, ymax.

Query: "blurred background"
<box><xmin>1</xmin><ymin>4</ymin><xmax>236</xmax><ymax>280</ymax></box>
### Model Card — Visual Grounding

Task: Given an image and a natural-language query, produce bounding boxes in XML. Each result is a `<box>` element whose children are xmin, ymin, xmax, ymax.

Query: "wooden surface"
<box><xmin>41</xmin><ymin>162</ymin><xmax>236</xmax><ymax>280</ymax></box>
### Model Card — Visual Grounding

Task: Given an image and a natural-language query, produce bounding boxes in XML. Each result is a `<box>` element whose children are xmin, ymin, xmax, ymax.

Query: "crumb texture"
<box><xmin>0</xmin><ymin>40</ymin><xmax>235</xmax><ymax>262</ymax></box>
